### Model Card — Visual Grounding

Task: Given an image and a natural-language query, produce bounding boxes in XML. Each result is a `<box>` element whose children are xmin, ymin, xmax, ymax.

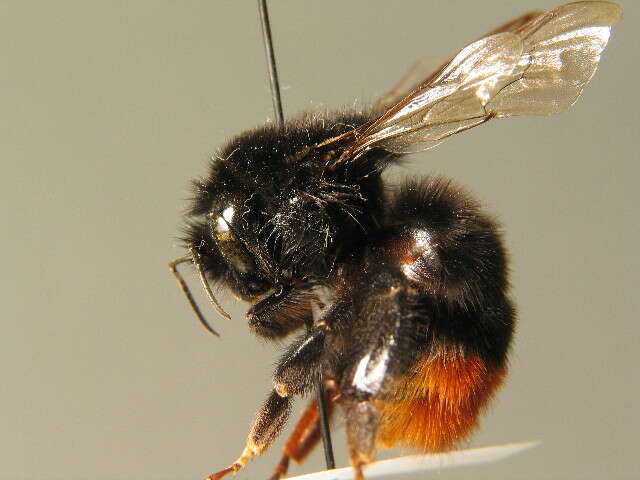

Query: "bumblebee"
<box><xmin>170</xmin><ymin>3</ymin><xmax>621</xmax><ymax>479</ymax></box>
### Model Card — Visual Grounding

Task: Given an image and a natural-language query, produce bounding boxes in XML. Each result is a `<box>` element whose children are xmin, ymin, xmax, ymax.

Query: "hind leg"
<box><xmin>342</xmin><ymin>399</ymin><xmax>380</xmax><ymax>480</ymax></box>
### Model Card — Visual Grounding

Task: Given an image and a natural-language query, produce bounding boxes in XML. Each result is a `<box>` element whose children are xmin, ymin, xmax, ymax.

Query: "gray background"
<box><xmin>3</xmin><ymin>1</ymin><xmax>638</xmax><ymax>479</ymax></box>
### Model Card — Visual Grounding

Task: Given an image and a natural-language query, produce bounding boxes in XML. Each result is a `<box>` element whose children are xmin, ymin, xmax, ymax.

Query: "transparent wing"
<box><xmin>486</xmin><ymin>1</ymin><xmax>621</xmax><ymax>116</ymax></box>
<box><xmin>336</xmin><ymin>1</ymin><xmax>621</xmax><ymax>162</ymax></box>
<box><xmin>371</xmin><ymin>10</ymin><xmax>544</xmax><ymax>115</ymax></box>
<box><xmin>371</xmin><ymin>58</ymin><xmax>447</xmax><ymax>116</ymax></box>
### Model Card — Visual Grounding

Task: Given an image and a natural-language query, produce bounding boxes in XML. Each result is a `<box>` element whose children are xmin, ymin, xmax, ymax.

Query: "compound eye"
<box><xmin>210</xmin><ymin>207</ymin><xmax>270</xmax><ymax>295</ymax></box>
<box><xmin>211</xmin><ymin>208</ymin><xmax>254</xmax><ymax>274</ymax></box>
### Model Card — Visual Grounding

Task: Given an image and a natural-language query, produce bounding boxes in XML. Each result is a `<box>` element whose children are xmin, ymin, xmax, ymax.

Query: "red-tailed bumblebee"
<box><xmin>169</xmin><ymin>3</ymin><xmax>621</xmax><ymax>479</ymax></box>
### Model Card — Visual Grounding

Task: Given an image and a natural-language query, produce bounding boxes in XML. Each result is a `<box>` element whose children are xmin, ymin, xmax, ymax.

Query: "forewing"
<box><xmin>371</xmin><ymin>10</ymin><xmax>544</xmax><ymax>115</ymax></box>
<box><xmin>336</xmin><ymin>1</ymin><xmax>621</xmax><ymax>161</ymax></box>
<box><xmin>487</xmin><ymin>1</ymin><xmax>621</xmax><ymax>116</ymax></box>
<box><xmin>351</xmin><ymin>32</ymin><xmax>524</xmax><ymax>156</ymax></box>
<box><xmin>371</xmin><ymin>58</ymin><xmax>447</xmax><ymax>116</ymax></box>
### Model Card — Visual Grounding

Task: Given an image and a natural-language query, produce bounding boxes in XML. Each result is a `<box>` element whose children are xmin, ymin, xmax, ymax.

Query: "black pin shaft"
<box><xmin>317</xmin><ymin>372</ymin><xmax>336</xmax><ymax>470</ymax></box>
<box><xmin>257</xmin><ymin>0</ymin><xmax>284</xmax><ymax>125</ymax></box>
<box><xmin>257</xmin><ymin>0</ymin><xmax>335</xmax><ymax>471</ymax></box>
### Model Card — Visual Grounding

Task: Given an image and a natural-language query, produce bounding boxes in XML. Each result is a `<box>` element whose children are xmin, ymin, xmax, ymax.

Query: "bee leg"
<box><xmin>342</xmin><ymin>399</ymin><xmax>379</xmax><ymax>480</ymax></box>
<box><xmin>208</xmin><ymin>330</ymin><xmax>329</xmax><ymax>480</ymax></box>
<box><xmin>206</xmin><ymin>390</ymin><xmax>291</xmax><ymax>480</ymax></box>
<box><xmin>273</xmin><ymin>329</ymin><xmax>325</xmax><ymax>396</ymax></box>
<box><xmin>267</xmin><ymin>384</ymin><xmax>339</xmax><ymax>480</ymax></box>
<box><xmin>333</xmin><ymin>288</ymin><xmax>417</xmax><ymax>480</ymax></box>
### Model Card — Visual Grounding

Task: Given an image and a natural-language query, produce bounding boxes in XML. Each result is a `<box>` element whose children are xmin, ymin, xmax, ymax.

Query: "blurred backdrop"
<box><xmin>2</xmin><ymin>1</ymin><xmax>638</xmax><ymax>479</ymax></box>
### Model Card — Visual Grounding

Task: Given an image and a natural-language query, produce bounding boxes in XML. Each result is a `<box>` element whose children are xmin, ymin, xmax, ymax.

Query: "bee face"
<box><xmin>188</xmin><ymin>176</ymin><xmax>276</xmax><ymax>301</ymax></box>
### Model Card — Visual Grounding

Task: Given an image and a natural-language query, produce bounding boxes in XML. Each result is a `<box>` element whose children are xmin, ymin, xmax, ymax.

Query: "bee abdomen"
<box><xmin>376</xmin><ymin>351</ymin><xmax>506</xmax><ymax>451</ymax></box>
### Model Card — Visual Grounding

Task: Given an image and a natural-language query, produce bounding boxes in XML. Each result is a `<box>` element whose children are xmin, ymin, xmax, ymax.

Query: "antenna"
<box><xmin>257</xmin><ymin>0</ymin><xmax>335</xmax><ymax>471</ymax></box>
